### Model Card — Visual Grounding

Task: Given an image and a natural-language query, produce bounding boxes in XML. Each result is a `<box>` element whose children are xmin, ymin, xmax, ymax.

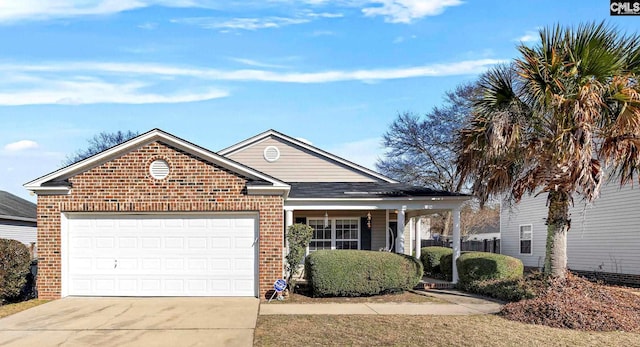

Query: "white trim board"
<box><xmin>25</xmin><ymin>129</ymin><xmax>290</xmax><ymax>195</ymax></box>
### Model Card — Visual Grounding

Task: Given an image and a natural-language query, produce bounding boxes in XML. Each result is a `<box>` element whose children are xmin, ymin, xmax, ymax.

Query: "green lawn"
<box><xmin>254</xmin><ymin>314</ymin><xmax>640</xmax><ymax>346</ymax></box>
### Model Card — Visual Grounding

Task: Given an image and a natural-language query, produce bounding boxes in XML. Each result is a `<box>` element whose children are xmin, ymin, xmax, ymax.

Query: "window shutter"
<box><xmin>360</xmin><ymin>217</ymin><xmax>372</xmax><ymax>250</ymax></box>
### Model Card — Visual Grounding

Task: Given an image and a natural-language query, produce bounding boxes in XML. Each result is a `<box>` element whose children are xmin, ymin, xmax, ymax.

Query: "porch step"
<box><xmin>423</xmin><ymin>282</ymin><xmax>455</xmax><ymax>290</ymax></box>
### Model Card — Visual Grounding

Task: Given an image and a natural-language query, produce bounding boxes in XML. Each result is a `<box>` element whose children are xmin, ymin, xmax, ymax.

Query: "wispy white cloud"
<box><xmin>138</xmin><ymin>21</ymin><xmax>158</xmax><ymax>30</ymax></box>
<box><xmin>171</xmin><ymin>9</ymin><xmax>343</xmax><ymax>32</ymax></box>
<box><xmin>392</xmin><ymin>34</ymin><xmax>416</xmax><ymax>43</ymax></box>
<box><xmin>303</xmin><ymin>11</ymin><xmax>344</xmax><ymax>18</ymax></box>
<box><xmin>0</xmin><ymin>0</ymin><xmax>462</xmax><ymax>25</ymax></box>
<box><xmin>229</xmin><ymin>58</ymin><xmax>288</xmax><ymax>69</ymax></box>
<box><xmin>0</xmin><ymin>58</ymin><xmax>504</xmax><ymax>105</ymax></box>
<box><xmin>0</xmin><ymin>0</ymin><xmax>145</xmax><ymax>23</ymax></box>
<box><xmin>515</xmin><ymin>30</ymin><xmax>539</xmax><ymax>43</ymax></box>
<box><xmin>4</xmin><ymin>140</ymin><xmax>39</xmax><ymax>152</ymax></box>
<box><xmin>0</xmin><ymin>76</ymin><xmax>228</xmax><ymax>106</ymax></box>
<box><xmin>362</xmin><ymin>0</ymin><xmax>463</xmax><ymax>23</ymax></box>
<box><xmin>0</xmin><ymin>0</ymin><xmax>207</xmax><ymax>23</ymax></box>
<box><xmin>171</xmin><ymin>16</ymin><xmax>310</xmax><ymax>31</ymax></box>
<box><xmin>0</xmin><ymin>58</ymin><xmax>504</xmax><ymax>84</ymax></box>
<box><xmin>311</xmin><ymin>30</ymin><xmax>337</xmax><ymax>37</ymax></box>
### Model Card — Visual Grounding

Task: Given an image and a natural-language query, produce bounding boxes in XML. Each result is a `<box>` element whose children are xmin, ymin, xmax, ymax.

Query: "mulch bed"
<box><xmin>500</xmin><ymin>273</ymin><xmax>640</xmax><ymax>332</ymax></box>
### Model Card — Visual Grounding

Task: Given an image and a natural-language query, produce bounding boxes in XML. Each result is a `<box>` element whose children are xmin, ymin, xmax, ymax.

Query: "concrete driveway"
<box><xmin>0</xmin><ymin>297</ymin><xmax>259</xmax><ymax>347</ymax></box>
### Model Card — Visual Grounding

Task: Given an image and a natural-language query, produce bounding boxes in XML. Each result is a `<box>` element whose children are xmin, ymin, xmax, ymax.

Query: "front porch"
<box><xmin>284</xmin><ymin>189</ymin><xmax>470</xmax><ymax>283</ymax></box>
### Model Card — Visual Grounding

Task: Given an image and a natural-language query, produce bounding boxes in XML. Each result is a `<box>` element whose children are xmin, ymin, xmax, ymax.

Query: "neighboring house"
<box><xmin>465</xmin><ymin>221</ymin><xmax>500</xmax><ymax>242</ymax></box>
<box><xmin>501</xmin><ymin>182</ymin><xmax>640</xmax><ymax>286</ymax></box>
<box><xmin>25</xmin><ymin>129</ymin><xmax>469</xmax><ymax>300</ymax></box>
<box><xmin>0</xmin><ymin>190</ymin><xmax>37</xmax><ymax>256</ymax></box>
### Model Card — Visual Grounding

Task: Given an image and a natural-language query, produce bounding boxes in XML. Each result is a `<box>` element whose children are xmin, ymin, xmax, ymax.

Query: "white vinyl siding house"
<box><xmin>519</xmin><ymin>225</ymin><xmax>532</xmax><ymax>254</ymax></box>
<box><xmin>0</xmin><ymin>219</ymin><xmax>37</xmax><ymax>252</ymax></box>
<box><xmin>502</xmin><ymin>182</ymin><xmax>640</xmax><ymax>284</ymax></box>
<box><xmin>0</xmin><ymin>191</ymin><xmax>38</xmax><ymax>256</ymax></box>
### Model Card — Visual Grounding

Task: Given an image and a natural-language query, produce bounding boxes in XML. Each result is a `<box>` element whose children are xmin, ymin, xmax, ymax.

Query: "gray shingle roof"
<box><xmin>0</xmin><ymin>191</ymin><xmax>36</xmax><ymax>221</ymax></box>
<box><xmin>288</xmin><ymin>182</ymin><xmax>468</xmax><ymax>199</ymax></box>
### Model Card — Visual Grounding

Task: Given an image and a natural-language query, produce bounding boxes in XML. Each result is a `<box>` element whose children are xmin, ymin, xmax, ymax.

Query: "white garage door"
<box><xmin>64</xmin><ymin>214</ymin><xmax>258</xmax><ymax>297</ymax></box>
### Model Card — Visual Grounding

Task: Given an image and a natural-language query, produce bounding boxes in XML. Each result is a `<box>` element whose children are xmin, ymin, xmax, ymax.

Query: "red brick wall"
<box><xmin>37</xmin><ymin>141</ymin><xmax>283</xmax><ymax>299</ymax></box>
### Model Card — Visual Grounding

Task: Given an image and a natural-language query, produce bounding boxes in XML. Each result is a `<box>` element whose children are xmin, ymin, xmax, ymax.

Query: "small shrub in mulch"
<box><xmin>462</xmin><ymin>277</ymin><xmax>537</xmax><ymax>302</ymax></box>
<box><xmin>457</xmin><ymin>252</ymin><xmax>524</xmax><ymax>287</ymax></box>
<box><xmin>500</xmin><ymin>273</ymin><xmax>640</xmax><ymax>332</ymax></box>
<box><xmin>420</xmin><ymin>247</ymin><xmax>452</xmax><ymax>275</ymax></box>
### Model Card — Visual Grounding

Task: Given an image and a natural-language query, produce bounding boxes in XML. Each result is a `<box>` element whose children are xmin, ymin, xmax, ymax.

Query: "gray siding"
<box><xmin>502</xmin><ymin>183</ymin><xmax>640</xmax><ymax>275</ymax></box>
<box><xmin>227</xmin><ymin>137</ymin><xmax>378</xmax><ymax>182</ymax></box>
<box><xmin>501</xmin><ymin>196</ymin><xmax>548</xmax><ymax>269</ymax></box>
<box><xmin>0</xmin><ymin>219</ymin><xmax>37</xmax><ymax>255</ymax></box>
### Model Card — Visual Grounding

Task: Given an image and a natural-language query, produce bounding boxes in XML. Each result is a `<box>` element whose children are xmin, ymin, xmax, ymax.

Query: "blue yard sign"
<box><xmin>274</xmin><ymin>279</ymin><xmax>287</xmax><ymax>292</ymax></box>
<box><xmin>268</xmin><ymin>279</ymin><xmax>287</xmax><ymax>303</ymax></box>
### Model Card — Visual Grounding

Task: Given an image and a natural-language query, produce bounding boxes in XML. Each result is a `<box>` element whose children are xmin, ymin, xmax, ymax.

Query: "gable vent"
<box><xmin>149</xmin><ymin>159</ymin><xmax>170</xmax><ymax>179</ymax></box>
<box><xmin>263</xmin><ymin>146</ymin><xmax>280</xmax><ymax>162</ymax></box>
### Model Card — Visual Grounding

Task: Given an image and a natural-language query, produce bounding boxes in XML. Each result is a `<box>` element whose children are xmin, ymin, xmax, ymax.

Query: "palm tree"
<box><xmin>457</xmin><ymin>22</ymin><xmax>640</xmax><ymax>278</ymax></box>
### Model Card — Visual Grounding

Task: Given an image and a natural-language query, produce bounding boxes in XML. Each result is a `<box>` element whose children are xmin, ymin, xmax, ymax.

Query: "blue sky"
<box><xmin>1</xmin><ymin>1</ymin><xmax>638</xmax><ymax>202</ymax></box>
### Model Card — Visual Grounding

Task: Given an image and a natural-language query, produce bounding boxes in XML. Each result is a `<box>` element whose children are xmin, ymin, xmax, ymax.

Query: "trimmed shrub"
<box><xmin>440</xmin><ymin>253</ymin><xmax>453</xmax><ymax>280</ymax></box>
<box><xmin>305</xmin><ymin>250</ymin><xmax>423</xmax><ymax>297</ymax></box>
<box><xmin>285</xmin><ymin>223</ymin><xmax>313</xmax><ymax>293</ymax></box>
<box><xmin>420</xmin><ymin>246</ymin><xmax>452</xmax><ymax>275</ymax></box>
<box><xmin>0</xmin><ymin>239</ymin><xmax>31</xmax><ymax>303</ymax></box>
<box><xmin>457</xmin><ymin>252</ymin><xmax>523</xmax><ymax>287</ymax></box>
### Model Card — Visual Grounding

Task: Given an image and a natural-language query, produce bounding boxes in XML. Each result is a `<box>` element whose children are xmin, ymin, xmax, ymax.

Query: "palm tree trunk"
<box><xmin>544</xmin><ymin>191</ymin><xmax>570</xmax><ymax>278</ymax></box>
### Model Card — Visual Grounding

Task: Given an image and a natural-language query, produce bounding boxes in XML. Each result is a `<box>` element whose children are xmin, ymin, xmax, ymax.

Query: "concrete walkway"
<box><xmin>259</xmin><ymin>290</ymin><xmax>503</xmax><ymax>316</ymax></box>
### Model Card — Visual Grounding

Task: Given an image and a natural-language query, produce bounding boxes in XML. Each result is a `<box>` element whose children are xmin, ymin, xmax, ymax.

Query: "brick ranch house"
<box><xmin>25</xmin><ymin>129</ymin><xmax>469</xmax><ymax>299</ymax></box>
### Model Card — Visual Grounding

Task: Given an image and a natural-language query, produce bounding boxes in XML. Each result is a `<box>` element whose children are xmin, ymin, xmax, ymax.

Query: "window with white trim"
<box><xmin>519</xmin><ymin>225</ymin><xmax>532</xmax><ymax>254</ymax></box>
<box><xmin>335</xmin><ymin>219</ymin><xmax>359</xmax><ymax>250</ymax></box>
<box><xmin>307</xmin><ymin>218</ymin><xmax>360</xmax><ymax>252</ymax></box>
<box><xmin>308</xmin><ymin>219</ymin><xmax>332</xmax><ymax>252</ymax></box>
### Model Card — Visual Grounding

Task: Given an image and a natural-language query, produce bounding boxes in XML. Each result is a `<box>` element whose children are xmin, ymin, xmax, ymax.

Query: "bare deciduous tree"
<box><xmin>64</xmin><ymin>130</ymin><xmax>139</xmax><ymax>166</ymax></box>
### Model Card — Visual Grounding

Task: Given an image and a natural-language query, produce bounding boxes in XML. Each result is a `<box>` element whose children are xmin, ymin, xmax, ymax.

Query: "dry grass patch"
<box><xmin>0</xmin><ymin>300</ymin><xmax>49</xmax><ymax>319</ymax></box>
<box><xmin>254</xmin><ymin>314</ymin><xmax>640</xmax><ymax>347</ymax></box>
<box><xmin>274</xmin><ymin>290</ymin><xmax>441</xmax><ymax>304</ymax></box>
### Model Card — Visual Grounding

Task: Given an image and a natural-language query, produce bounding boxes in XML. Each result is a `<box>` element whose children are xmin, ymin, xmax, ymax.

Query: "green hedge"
<box><xmin>420</xmin><ymin>247</ymin><xmax>452</xmax><ymax>275</ymax></box>
<box><xmin>441</xmin><ymin>253</ymin><xmax>453</xmax><ymax>280</ymax></box>
<box><xmin>305</xmin><ymin>250</ymin><xmax>423</xmax><ymax>297</ymax></box>
<box><xmin>0</xmin><ymin>239</ymin><xmax>31</xmax><ymax>303</ymax></box>
<box><xmin>457</xmin><ymin>252</ymin><xmax>523</xmax><ymax>286</ymax></box>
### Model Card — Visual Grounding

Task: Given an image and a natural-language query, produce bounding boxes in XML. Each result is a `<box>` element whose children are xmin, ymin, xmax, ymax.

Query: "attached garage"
<box><xmin>62</xmin><ymin>214</ymin><xmax>258</xmax><ymax>297</ymax></box>
<box><xmin>26</xmin><ymin>129</ymin><xmax>288</xmax><ymax>299</ymax></box>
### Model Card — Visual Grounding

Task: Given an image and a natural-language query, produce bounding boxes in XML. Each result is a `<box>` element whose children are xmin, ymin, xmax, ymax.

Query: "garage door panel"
<box><xmin>66</xmin><ymin>214</ymin><xmax>257</xmax><ymax>297</ymax></box>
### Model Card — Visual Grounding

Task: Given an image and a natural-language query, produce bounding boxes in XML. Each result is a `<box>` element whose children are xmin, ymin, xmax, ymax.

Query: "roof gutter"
<box><xmin>0</xmin><ymin>214</ymin><xmax>37</xmax><ymax>223</ymax></box>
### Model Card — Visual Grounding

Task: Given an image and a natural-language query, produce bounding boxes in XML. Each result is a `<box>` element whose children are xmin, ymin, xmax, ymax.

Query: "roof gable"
<box><xmin>218</xmin><ymin>129</ymin><xmax>396</xmax><ymax>183</ymax></box>
<box><xmin>25</xmin><ymin>129</ymin><xmax>289</xmax><ymax>195</ymax></box>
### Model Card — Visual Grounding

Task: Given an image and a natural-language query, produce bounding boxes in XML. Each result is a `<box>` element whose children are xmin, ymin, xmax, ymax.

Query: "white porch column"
<box><xmin>414</xmin><ymin>217</ymin><xmax>421</xmax><ymax>259</ymax></box>
<box><xmin>284</xmin><ymin>209</ymin><xmax>294</xmax><ymax>277</ymax></box>
<box><xmin>395</xmin><ymin>206</ymin><xmax>406</xmax><ymax>254</ymax></box>
<box><xmin>452</xmin><ymin>207</ymin><xmax>461</xmax><ymax>284</ymax></box>
<box><xmin>285</xmin><ymin>209</ymin><xmax>294</xmax><ymax>230</ymax></box>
